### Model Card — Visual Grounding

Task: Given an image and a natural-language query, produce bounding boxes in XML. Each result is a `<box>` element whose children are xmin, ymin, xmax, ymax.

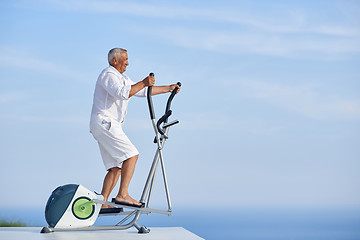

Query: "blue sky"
<box><xmin>1</xmin><ymin>0</ymin><xmax>359</xmax><ymax>209</ymax></box>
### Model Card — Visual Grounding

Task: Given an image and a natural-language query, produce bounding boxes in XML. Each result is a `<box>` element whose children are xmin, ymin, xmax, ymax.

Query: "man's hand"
<box><xmin>142</xmin><ymin>75</ymin><xmax>155</xmax><ymax>87</ymax></box>
<box><xmin>169</xmin><ymin>83</ymin><xmax>181</xmax><ymax>94</ymax></box>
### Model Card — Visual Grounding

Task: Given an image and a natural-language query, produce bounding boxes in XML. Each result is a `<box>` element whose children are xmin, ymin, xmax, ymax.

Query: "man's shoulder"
<box><xmin>100</xmin><ymin>66</ymin><xmax>118</xmax><ymax>76</ymax></box>
<box><xmin>98</xmin><ymin>66</ymin><xmax>122</xmax><ymax>82</ymax></box>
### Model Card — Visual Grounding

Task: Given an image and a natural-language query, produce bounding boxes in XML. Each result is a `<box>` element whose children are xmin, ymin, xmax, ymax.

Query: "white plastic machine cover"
<box><xmin>47</xmin><ymin>184</ymin><xmax>103</xmax><ymax>229</ymax></box>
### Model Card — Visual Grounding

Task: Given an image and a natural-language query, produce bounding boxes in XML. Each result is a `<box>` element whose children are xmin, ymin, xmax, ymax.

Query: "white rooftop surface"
<box><xmin>0</xmin><ymin>227</ymin><xmax>205</xmax><ymax>240</ymax></box>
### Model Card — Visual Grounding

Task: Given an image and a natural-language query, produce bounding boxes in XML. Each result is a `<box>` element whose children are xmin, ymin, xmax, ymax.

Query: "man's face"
<box><xmin>113</xmin><ymin>51</ymin><xmax>129</xmax><ymax>73</ymax></box>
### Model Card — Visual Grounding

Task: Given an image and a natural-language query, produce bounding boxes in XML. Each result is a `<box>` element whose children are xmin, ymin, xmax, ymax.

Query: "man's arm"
<box><xmin>129</xmin><ymin>75</ymin><xmax>155</xmax><ymax>98</ymax></box>
<box><xmin>151</xmin><ymin>84</ymin><xmax>180</xmax><ymax>95</ymax></box>
<box><xmin>151</xmin><ymin>85</ymin><xmax>171</xmax><ymax>95</ymax></box>
<box><xmin>129</xmin><ymin>81</ymin><xmax>146</xmax><ymax>98</ymax></box>
<box><xmin>129</xmin><ymin>75</ymin><xmax>180</xmax><ymax>98</ymax></box>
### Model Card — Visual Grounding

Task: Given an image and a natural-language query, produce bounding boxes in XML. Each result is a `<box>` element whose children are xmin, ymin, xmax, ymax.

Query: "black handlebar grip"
<box><xmin>147</xmin><ymin>73</ymin><xmax>155</xmax><ymax>119</ymax></box>
<box><xmin>165</xmin><ymin>82</ymin><xmax>181</xmax><ymax>115</ymax></box>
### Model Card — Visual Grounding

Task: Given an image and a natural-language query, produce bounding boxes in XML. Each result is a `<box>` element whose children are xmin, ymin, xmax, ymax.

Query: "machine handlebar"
<box><xmin>165</xmin><ymin>82</ymin><xmax>181</xmax><ymax>121</ymax></box>
<box><xmin>146</xmin><ymin>73</ymin><xmax>181</xmax><ymax>136</ymax></box>
<box><xmin>147</xmin><ymin>73</ymin><xmax>155</xmax><ymax>120</ymax></box>
<box><xmin>157</xmin><ymin>82</ymin><xmax>181</xmax><ymax>135</ymax></box>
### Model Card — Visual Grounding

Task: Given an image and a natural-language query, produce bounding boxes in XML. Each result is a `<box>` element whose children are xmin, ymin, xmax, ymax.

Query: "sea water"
<box><xmin>1</xmin><ymin>207</ymin><xmax>359</xmax><ymax>240</ymax></box>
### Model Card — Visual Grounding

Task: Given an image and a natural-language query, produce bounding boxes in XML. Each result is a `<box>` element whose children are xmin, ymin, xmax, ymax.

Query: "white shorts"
<box><xmin>90</xmin><ymin>116</ymin><xmax>139</xmax><ymax>170</ymax></box>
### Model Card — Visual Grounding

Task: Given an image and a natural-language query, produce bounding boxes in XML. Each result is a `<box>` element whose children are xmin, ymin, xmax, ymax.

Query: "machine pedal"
<box><xmin>99</xmin><ymin>208</ymin><xmax>123</xmax><ymax>215</ymax></box>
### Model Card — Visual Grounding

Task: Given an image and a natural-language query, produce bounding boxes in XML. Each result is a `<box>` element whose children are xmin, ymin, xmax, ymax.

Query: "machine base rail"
<box><xmin>41</xmin><ymin>224</ymin><xmax>150</xmax><ymax>233</ymax></box>
<box><xmin>94</xmin><ymin>199</ymin><xmax>172</xmax><ymax>215</ymax></box>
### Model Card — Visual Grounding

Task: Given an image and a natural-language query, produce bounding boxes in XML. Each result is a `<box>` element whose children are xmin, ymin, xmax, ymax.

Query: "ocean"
<box><xmin>1</xmin><ymin>207</ymin><xmax>359</xmax><ymax>239</ymax></box>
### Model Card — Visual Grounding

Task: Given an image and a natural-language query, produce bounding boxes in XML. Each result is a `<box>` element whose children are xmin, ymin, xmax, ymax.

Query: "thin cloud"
<box><xmin>0</xmin><ymin>113</ymin><xmax>87</xmax><ymax>124</ymax></box>
<box><xmin>237</xmin><ymin>80</ymin><xmax>360</xmax><ymax>120</ymax></box>
<box><xmin>16</xmin><ymin>0</ymin><xmax>360</xmax><ymax>58</ymax></box>
<box><xmin>0</xmin><ymin>46</ymin><xmax>87</xmax><ymax>81</ymax></box>
<box><xmin>30</xmin><ymin>0</ymin><xmax>360</xmax><ymax>37</ymax></box>
<box><xmin>0</xmin><ymin>92</ymin><xmax>25</xmax><ymax>104</ymax></box>
<box><xmin>123</xmin><ymin>24</ymin><xmax>360</xmax><ymax>60</ymax></box>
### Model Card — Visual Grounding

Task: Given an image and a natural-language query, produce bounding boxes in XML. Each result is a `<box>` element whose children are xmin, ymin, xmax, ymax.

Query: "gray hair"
<box><xmin>108</xmin><ymin>48</ymin><xmax>127</xmax><ymax>65</ymax></box>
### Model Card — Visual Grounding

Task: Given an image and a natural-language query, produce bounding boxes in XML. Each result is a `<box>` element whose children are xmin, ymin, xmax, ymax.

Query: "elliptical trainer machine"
<box><xmin>41</xmin><ymin>75</ymin><xmax>181</xmax><ymax>234</ymax></box>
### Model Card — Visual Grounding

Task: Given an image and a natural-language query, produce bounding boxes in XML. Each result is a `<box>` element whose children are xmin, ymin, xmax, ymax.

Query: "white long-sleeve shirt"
<box><xmin>90</xmin><ymin>66</ymin><xmax>147</xmax><ymax>124</ymax></box>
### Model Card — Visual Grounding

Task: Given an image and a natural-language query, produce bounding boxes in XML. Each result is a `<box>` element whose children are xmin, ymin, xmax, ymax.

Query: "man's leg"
<box><xmin>101</xmin><ymin>167</ymin><xmax>121</xmax><ymax>208</ymax></box>
<box><xmin>115</xmin><ymin>155</ymin><xmax>141</xmax><ymax>206</ymax></box>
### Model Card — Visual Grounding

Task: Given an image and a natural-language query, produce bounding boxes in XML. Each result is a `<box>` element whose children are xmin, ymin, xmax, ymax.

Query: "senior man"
<box><xmin>90</xmin><ymin>48</ymin><xmax>180</xmax><ymax>208</ymax></box>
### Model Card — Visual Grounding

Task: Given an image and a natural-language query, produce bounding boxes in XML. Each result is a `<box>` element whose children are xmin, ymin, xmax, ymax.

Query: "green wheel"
<box><xmin>72</xmin><ymin>197</ymin><xmax>95</xmax><ymax>220</ymax></box>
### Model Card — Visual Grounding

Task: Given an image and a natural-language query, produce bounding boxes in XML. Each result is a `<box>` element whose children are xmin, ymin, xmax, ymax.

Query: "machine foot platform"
<box><xmin>99</xmin><ymin>207</ymin><xmax>123</xmax><ymax>215</ymax></box>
